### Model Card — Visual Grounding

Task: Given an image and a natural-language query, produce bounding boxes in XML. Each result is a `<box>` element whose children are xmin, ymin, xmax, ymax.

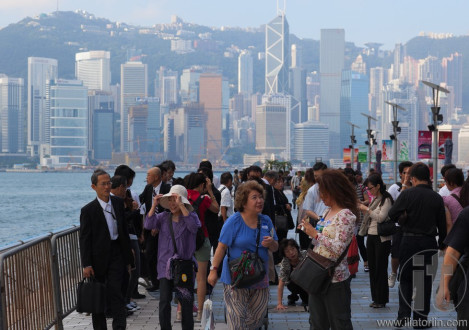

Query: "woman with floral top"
<box><xmin>298</xmin><ymin>169</ymin><xmax>357</xmax><ymax>330</ymax></box>
<box><xmin>358</xmin><ymin>173</ymin><xmax>393</xmax><ymax>309</ymax></box>
<box><xmin>276</xmin><ymin>239</ymin><xmax>309</xmax><ymax>310</ymax></box>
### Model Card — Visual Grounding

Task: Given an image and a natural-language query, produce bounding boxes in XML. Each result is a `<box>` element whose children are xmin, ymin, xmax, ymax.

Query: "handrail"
<box><xmin>0</xmin><ymin>226</ymin><xmax>82</xmax><ymax>330</ymax></box>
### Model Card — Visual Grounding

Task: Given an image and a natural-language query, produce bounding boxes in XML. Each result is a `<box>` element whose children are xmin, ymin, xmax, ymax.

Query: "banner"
<box><xmin>438</xmin><ymin>131</ymin><xmax>452</xmax><ymax>160</ymax></box>
<box><xmin>381</xmin><ymin>140</ymin><xmax>393</xmax><ymax>162</ymax></box>
<box><xmin>343</xmin><ymin>148</ymin><xmax>359</xmax><ymax>163</ymax></box>
<box><xmin>398</xmin><ymin>140</ymin><xmax>409</xmax><ymax>161</ymax></box>
<box><xmin>358</xmin><ymin>146</ymin><xmax>367</xmax><ymax>163</ymax></box>
<box><xmin>418</xmin><ymin>131</ymin><xmax>432</xmax><ymax>159</ymax></box>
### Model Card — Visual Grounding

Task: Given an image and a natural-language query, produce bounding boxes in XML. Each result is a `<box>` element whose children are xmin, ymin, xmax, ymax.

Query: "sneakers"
<box><xmin>129</xmin><ymin>302</ymin><xmax>141</xmax><ymax>310</ymax></box>
<box><xmin>388</xmin><ymin>272</ymin><xmax>397</xmax><ymax>288</ymax></box>
<box><xmin>195</xmin><ymin>311</ymin><xmax>203</xmax><ymax>322</ymax></box>
<box><xmin>126</xmin><ymin>303</ymin><xmax>137</xmax><ymax>312</ymax></box>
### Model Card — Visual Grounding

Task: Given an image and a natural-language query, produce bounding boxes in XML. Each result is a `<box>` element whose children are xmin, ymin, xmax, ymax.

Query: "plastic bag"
<box><xmin>201</xmin><ymin>298</ymin><xmax>215</xmax><ymax>330</ymax></box>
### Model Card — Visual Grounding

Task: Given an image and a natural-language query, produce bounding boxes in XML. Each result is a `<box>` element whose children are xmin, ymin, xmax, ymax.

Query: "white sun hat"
<box><xmin>159</xmin><ymin>184</ymin><xmax>194</xmax><ymax>212</ymax></box>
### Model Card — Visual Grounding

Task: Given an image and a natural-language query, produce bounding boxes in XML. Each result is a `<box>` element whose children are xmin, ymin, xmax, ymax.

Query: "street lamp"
<box><xmin>361</xmin><ymin>113</ymin><xmax>377</xmax><ymax>175</ymax></box>
<box><xmin>347</xmin><ymin>122</ymin><xmax>360</xmax><ymax>170</ymax></box>
<box><xmin>421</xmin><ymin>81</ymin><xmax>450</xmax><ymax>191</ymax></box>
<box><xmin>384</xmin><ymin>101</ymin><xmax>407</xmax><ymax>183</ymax></box>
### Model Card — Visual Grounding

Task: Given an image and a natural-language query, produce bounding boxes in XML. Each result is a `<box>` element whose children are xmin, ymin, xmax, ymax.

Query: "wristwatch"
<box><xmin>210</xmin><ymin>266</ymin><xmax>218</xmax><ymax>271</ymax></box>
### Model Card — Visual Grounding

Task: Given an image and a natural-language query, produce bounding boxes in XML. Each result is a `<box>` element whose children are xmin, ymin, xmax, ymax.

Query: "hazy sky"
<box><xmin>1</xmin><ymin>0</ymin><xmax>468</xmax><ymax>49</ymax></box>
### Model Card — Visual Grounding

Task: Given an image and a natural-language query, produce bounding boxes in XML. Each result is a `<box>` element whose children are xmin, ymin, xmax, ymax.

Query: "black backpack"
<box><xmin>191</xmin><ymin>194</ymin><xmax>206</xmax><ymax>251</ymax></box>
<box><xmin>396</xmin><ymin>182</ymin><xmax>403</xmax><ymax>192</ymax></box>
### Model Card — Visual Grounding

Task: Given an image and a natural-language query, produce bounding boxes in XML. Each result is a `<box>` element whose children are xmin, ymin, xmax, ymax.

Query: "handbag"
<box><xmin>290</xmin><ymin>242</ymin><xmax>350</xmax><ymax>295</ymax></box>
<box><xmin>275</xmin><ymin>214</ymin><xmax>288</xmax><ymax>232</ymax></box>
<box><xmin>377</xmin><ymin>217</ymin><xmax>397</xmax><ymax>236</ymax></box>
<box><xmin>228</xmin><ymin>216</ymin><xmax>266</xmax><ymax>288</ymax></box>
<box><xmin>76</xmin><ymin>277</ymin><xmax>105</xmax><ymax>314</ymax></box>
<box><xmin>347</xmin><ymin>235</ymin><xmax>359</xmax><ymax>275</ymax></box>
<box><xmin>167</xmin><ymin>218</ymin><xmax>195</xmax><ymax>289</ymax></box>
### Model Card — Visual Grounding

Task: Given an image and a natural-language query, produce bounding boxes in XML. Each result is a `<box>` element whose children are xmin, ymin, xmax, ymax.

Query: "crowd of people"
<box><xmin>79</xmin><ymin>159</ymin><xmax>469</xmax><ymax>330</ymax></box>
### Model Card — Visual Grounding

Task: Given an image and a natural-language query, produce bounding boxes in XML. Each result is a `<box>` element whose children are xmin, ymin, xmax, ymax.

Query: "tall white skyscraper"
<box><xmin>75</xmin><ymin>51</ymin><xmax>111</xmax><ymax>91</ymax></box>
<box><xmin>238</xmin><ymin>50</ymin><xmax>253</xmax><ymax>95</ymax></box>
<box><xmin>120</xmin><ymin>62</ymin><xmax>148</xmax><ymax>152</ymax></box>
<box><xmin>320</xmin><ymin>29</ymin><xmax>345</xmax><ymax>159</ymax></box>
<box><xmin>48</xmin><ymin>79</ymin><xmax>88</xmax><ymax>167</ymax></box>
<box><xmin>0</xmin><ymin>75</ymin><xmax>24</xmax><ymax>153</ymax></box>
<box><xmin>265</xmin><ymin>12</ymin><xmax>290</xmax><ymax>95</ymax></box>
<box><xmin>27</xmin><ymin>57</ymin><xmax>58</xmax><ymax>156</ymax></box>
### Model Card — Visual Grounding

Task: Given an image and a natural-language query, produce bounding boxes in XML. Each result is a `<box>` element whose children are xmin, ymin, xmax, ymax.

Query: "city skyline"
<box><xmin>0</xmin><ymin>0</ymin><xmax>468</xmax><ymax>49</ymax></box>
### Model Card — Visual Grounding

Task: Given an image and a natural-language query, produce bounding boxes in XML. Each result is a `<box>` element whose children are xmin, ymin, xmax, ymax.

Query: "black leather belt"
<box><xmin>403</xmin><ymin>232</ymin><xmax>426</xmax><ymax>237</ymax></box>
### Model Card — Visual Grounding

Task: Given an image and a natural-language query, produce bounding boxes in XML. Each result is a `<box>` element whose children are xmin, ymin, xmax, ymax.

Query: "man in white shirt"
<box><xmin>303</xmin><ymin>162</ymin><xmax>328</xmax><ymax>222</ymax></box>
<box><xmin>218</xmin><ymin>172</ymin><xmax>234</xmax><ymax>221</ymax></box>
<box><xmin>387</xmin><ymin>161</ymin><xmax>412</xmax><ymax>288</ymax></box>
<box><xmin>438</xmin><ymin>164</ymin><xmax>456</xmax><ymax>197</ymax></box>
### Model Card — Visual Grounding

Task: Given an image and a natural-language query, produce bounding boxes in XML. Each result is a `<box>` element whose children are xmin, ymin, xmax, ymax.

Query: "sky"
<box><xmin>1</xmin><ymin>0</ymin><xmax>468</xmax><ymax>49</ymax></box>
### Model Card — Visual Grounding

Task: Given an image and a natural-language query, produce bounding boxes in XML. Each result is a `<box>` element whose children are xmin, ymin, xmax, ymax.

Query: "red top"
<box><xmin>187</xmin><ymin>190</ymin><xmax>212</xmax><ymax>237</ymax></box>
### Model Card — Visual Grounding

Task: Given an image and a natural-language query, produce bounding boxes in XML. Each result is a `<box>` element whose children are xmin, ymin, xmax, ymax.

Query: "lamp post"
<box><xmin>347</xmin><ymin>122</ymin><xmax>360</xmax><ymax>170</ymax></box>
<box><xmin>384</xmin><ymin>101</ymin><xmax>407</xmax><ymax>183</ymax></box>
<box><xmin>421</xmin><ymin>81</ymin><xmax>450</xmax><ymax>191</ymax></box>
<box><xmin>361</xmin><ymin>113</ymin><xmax>377</xmax><ymax>175</ymax></box>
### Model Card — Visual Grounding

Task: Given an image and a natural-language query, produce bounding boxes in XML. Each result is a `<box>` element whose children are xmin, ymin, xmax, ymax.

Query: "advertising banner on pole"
<box><xmin>418</xmin><ymin>131</ymin><xmax>432</xmax><ymax>159</ymax></box>
<box><xmin>438</xmin><ymin>131</ymin><xmax>452</xmax><ymax>160</ymax></box>
<box><xmin>381</xmin><ymin>140</ymin><xmax>393</xmax><ymax>162</ymax></box>
<box><xmin>358</xmin><ymin>146</ymin><xmax>367</xmax><ymax>163</ymax></box>
<box><xmin>398</xmin><ymin>140</ymin><xmax>409</xmax><ymax>161</ymax></box>
<box><xmin>343</xmin><ymin>148</ymin><xmax>358</xmax><ymax>163</ymax></box>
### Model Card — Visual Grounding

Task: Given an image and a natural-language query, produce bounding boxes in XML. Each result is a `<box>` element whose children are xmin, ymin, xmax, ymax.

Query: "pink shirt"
<box><xmin>443</xmin><ymin>187</ymin><xmax>463</xmax><ymax>224</ymax></box>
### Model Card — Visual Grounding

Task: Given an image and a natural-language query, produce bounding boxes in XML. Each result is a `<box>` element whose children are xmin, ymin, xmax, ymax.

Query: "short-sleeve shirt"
<box><xmin>444</xmin><ymin>207</ymin><xmax>469</xmax><ymax>254</ymax></box>
<box><xmin>187</xmin><ymin>190</ymin><xmax>212</xmax><ymax>237</ymax></box>
<box><xmin>303</xmin><ymin>183</ymin><xmax>327</xmax><ymax>217</ymax></box>
<box><xmin>219</xmin><ymin>212</ymin><xmax>278</xmax><ymax>289</ymax></box>
<box><xmin>443</xmin><ymin>187</ymin><xmax>463</xmax><ymax>224</ymax></box>
<box><xmin>218</xmin><ymin>184</ymin><xmax>234</xmax><ymax>218</ymax></box>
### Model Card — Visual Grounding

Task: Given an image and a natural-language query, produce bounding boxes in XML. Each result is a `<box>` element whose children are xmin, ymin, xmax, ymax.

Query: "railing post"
<box><xmin>51</xmin><ymin>235</ymin><xmax>64</xmax><ymax>330</ymax></box>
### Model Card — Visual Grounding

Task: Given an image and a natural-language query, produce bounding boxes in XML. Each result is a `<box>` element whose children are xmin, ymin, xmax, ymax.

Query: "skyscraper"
<box><xmin>255</xmin><ymin>103</ymin><xmax>287</xmax><ymax>155</ymax></box>
<box><xmin>238</xmin><ymin>50</ymin><xmax>253</xmax><ymax>95</ymax></box>
<box><xmin>265</xmin><ymin>13</ymin><xmax>290</xmax><ymax>95</ymax></box>
<box><xmin>0</xmin><ymin>75</ymin><xmax>24</xmax><ymax>153</ymax></box>
<box><xmin>158</xmin><ymin>67</ymin><xmax>179</xmax><ymax>106</ymax></box>
<box><xmin>75</xmin><ymin>51</ymin><xmax>111</xmax><ymax>91</ymax></box>
<box><xmin>27</xmin><ymin>57</ymin><xmax>58</xmax><ymax>156</ymax></box>
<box><xmin>340</xmin><ymin>70</ymin><xmax>370</xmax><ymax>150</ymax></box>
<box><xmin>180</xmin><ymin>67</ymin><xmax>201</xmax><ymax>103</ymax></box>
<box><xmin>199</xmin><ymin>73</ymin><xmax>228</xmax><ymax>160</ymax></box>
<box><xmin>320</xmin><ymin>29</ymin><xmax>345</xmax><ymax>159</ymax></box>
<box><xmin>120</xmin><ymin>62</ymin><xmax>148</xmax><ymax>152</ymax></box>
<box><xmin>48</xmin><ymin>79</ymin><xmax>88</xmax><ymax>167</ymax></box>
<box><xmin>293</xmin><ymin>121</ymin><xmax>329</xmax><ymax>164</ymax></box>
<box><xmin>93</xmin><ymin>109</ymin><xmax>113</xmax><ymax>161</ymax></box>
<box><xmin>442</xmin><ymin>52</ymin><xmax>463</xmax><ymax>110</ymax></box>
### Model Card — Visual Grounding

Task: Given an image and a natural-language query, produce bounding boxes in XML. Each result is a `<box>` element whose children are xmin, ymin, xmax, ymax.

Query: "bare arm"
<box><xmin>221</xmin><ymin>206</ymin><xmax>228</xmax><ymax>221</ymax></box>
<box><xmin>276</xmin><ymin>279</ymin><xmax>287</xmax><ymax>310</ymax></box>
<box><xmin>207</xmin><ymin>242</ymin><xmax>228</xmax><ymax>286</ymax></box>
<box><xmin>443</xmin><ymin>246</ymin><xmax>461</xmax><ymax>302</ymax></box>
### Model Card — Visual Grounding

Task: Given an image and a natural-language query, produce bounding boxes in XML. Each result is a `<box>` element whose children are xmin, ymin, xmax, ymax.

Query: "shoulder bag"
<box><xmin>228</xmin><ymin>216</ymin><xmax>266</xmax><ymax>288</ymax></box>
<box><xmin>377</xmin><ymin>216</ymin><xmax>397</xmax><ymax>236</ymax></box>
<box><xmin>76</xmin><ymin>276</ymin><xmax>105</xmax><ymax>314</ymax></box>
<box><xmin>167</xmin><ymin>217</ymin><xmax>195</xmax><ymax>289</ymax></box>
<box><xmin>290</xmin><ymin>242</ymin><xmax>350</xmax><ymax>295</ymax></box>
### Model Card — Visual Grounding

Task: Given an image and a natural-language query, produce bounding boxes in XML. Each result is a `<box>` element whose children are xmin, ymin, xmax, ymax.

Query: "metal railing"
<box><xmin>0</xmin><ymin>226</ymin><xmax>81</xmax><ymax>330</ymax></box>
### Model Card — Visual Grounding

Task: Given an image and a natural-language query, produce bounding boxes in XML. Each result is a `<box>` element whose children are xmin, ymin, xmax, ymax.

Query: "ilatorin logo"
<box><xmin>399</xmin><ymin>249</ymin><xmax>467</xmax><ymax>313</ymax></box>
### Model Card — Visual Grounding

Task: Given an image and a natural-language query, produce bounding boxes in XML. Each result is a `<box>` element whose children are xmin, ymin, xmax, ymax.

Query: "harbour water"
<box><xmin>1</xmin><ymin>171</ymin><xmax>148</xmax><ymax>247</ymax></box>
<box><xmin>0</xmin><ymin>170</ymin><xmax>231</xmax><ymax>247</ymax></box>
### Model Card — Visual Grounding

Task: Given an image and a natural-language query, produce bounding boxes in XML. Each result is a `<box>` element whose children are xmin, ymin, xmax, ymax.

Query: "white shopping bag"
<box><xmin>201</xmin><ymin>298</ymin><xmax>215</xmax><ymax>330</ymax></box>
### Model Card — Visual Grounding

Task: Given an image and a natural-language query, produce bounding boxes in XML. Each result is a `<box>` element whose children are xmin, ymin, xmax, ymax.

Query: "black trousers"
<box><xmin>287</xmin><ymin>281</ymin><xmax>309</xmax><ymax>304</ymax></box>
<box><xmin>398</xmin><ymin>235</ymin><xmax>438</xmax><ymax>321</ymax></box>
<box><xmin>159</xmin><ymin>278</ymin><xmax>194</xmax><ymax>330</ymax></box>
<box><xmin>144</xmin><ymin>229</ymin><xmax>159</xmax><ymax>288</ymax></box>
<box><xmin>356</xmin><ymin>234</ymin><xmax>368</xmax><ymax>263</ymax></box>
<box><xmin>366</xmin><ymin>235</ymin><xmax>391</xmax><ymax>304</ymax></box>
<box><xmin>93</xmin><ymin>242</ymin><xmax>127</xmax><ymax>330</ymax></box>
<box><xmin>456</xmin><ymin>277</ymin><xmax>469</xmax><ymax>330</ymax></box>
<box><xmin>308</xmin><ymin>278</ymin><xmax>353</xmax><ymax>330</ymax></box>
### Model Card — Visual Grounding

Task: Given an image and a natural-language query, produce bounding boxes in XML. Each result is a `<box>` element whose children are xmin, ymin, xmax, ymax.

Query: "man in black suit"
<box><xmin>80</xmin><ymin>169</ymin><xmax>134</xmax><ymax>330</ymax></box>
<box><xmin>139</xmin><ymin>167</ymin><xmax>171</xmax><ymax>292</ymax></box>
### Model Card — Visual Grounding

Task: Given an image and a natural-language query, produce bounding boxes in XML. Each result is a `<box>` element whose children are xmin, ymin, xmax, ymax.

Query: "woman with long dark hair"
<box><xmin>298</xmin><ymin>169</ymin><xmax>357</xmax><ymax>329</ymax></box>
<box><xmin>359</xmin><ymin>173</ymin><xmax>393</xmax><ymax>308</ymax></box>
